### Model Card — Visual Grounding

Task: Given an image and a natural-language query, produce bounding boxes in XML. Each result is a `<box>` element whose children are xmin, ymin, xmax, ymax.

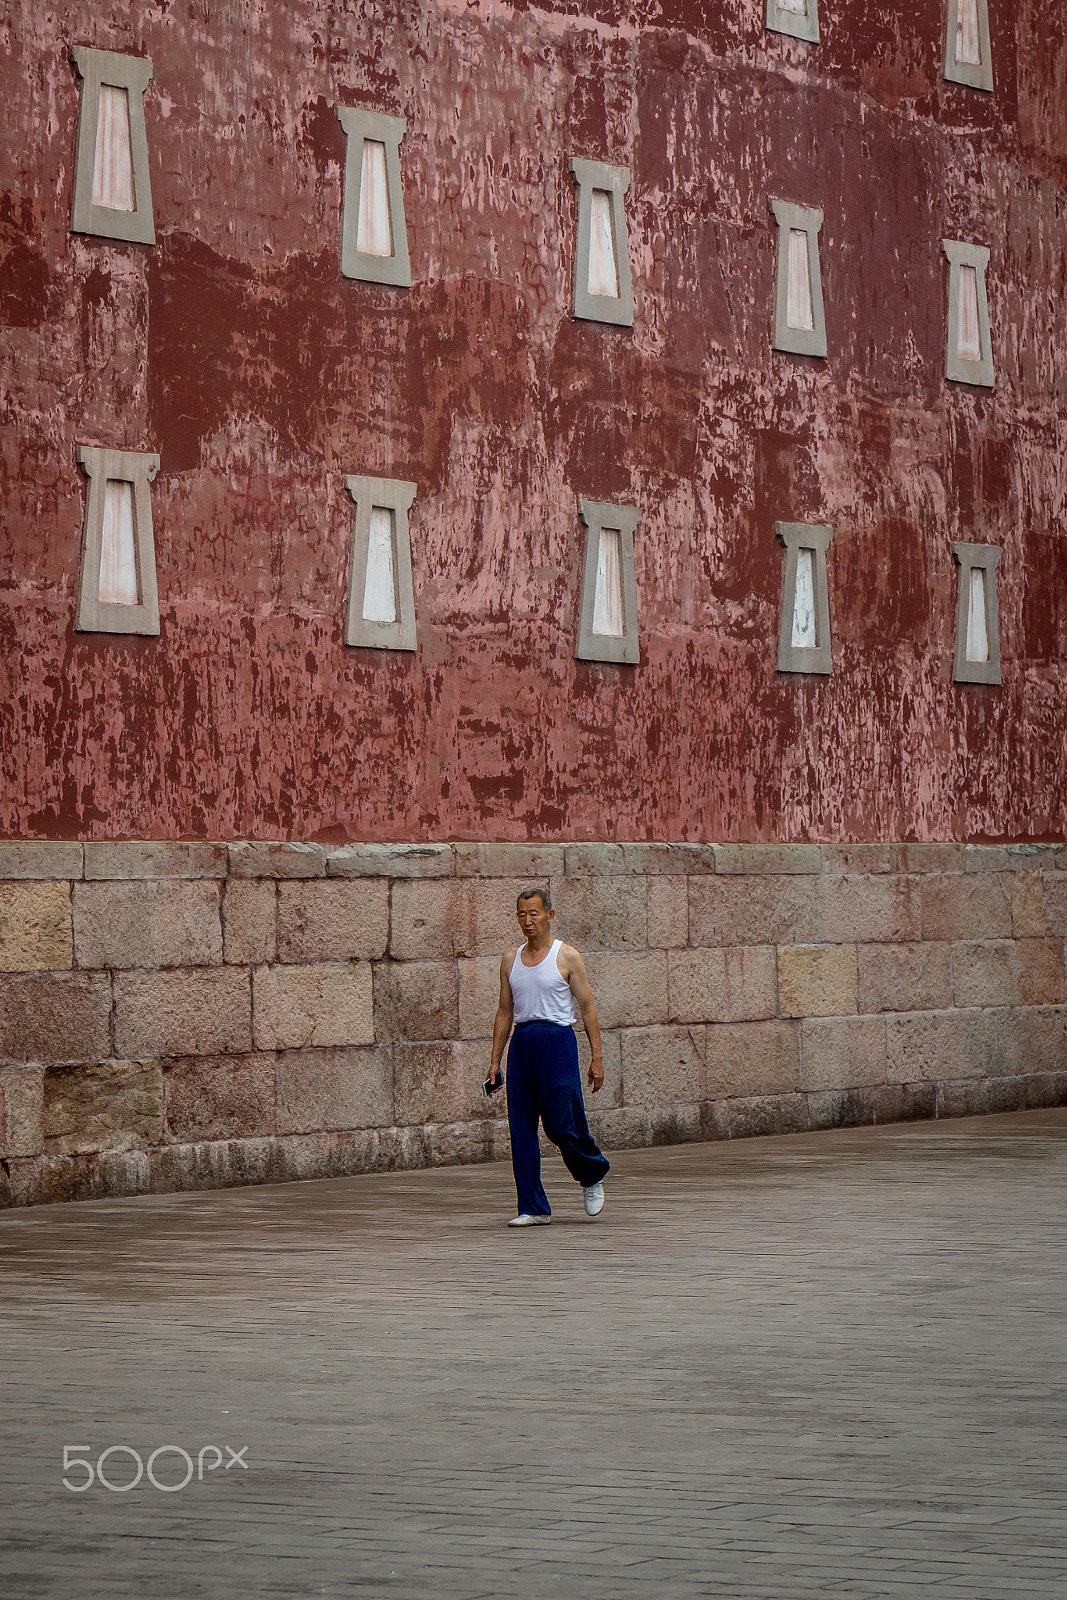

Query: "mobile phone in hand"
<box><xmin>482</xmin><ymin>1071</ymin><xmax>504</xmax><ymax>1098</ymax></box>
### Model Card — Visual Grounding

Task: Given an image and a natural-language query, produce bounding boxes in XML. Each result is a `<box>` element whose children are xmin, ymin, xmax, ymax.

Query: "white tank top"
<box><xmin>509</xmin><ymin>939</ymin><xmax>576</xmax><ymax>1027</ymax></box>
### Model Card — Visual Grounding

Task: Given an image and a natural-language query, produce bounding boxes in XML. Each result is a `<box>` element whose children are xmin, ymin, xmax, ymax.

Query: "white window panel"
<box><xmin>337</xmin><ymin>108</ymin><xmax>411</xmax><ymax>287</ymax></box>
<box><xmin>98</xmin><ymin>480</ymin><xmax>139</xmax><ymax>605</ymax></box>
<box><xmin>957</xmin><ymin>265</ymin><xmax>982</xmax><ymax>361</ymax></box>
<box><xmin>791</xmin><ymin>548</ymin><xmax>817</xmax><ymax>649</ymax></box>
<box><xmin>362</xmin><ymin>506</ymin><xmax>397</xmax><ymax>623</ymax></box>
<box><xmin>576</xmin><ymin>499</ymin><xmax>640</xmax><ymax>664</ymax></box>
<box><xmin>965</xmin><ymin>568</ymin><xmax>989</xmax><ymax>662</ymax></box>
<box><xmin>944</xmin><ymin>240</ymin><xmax>994</xmax><ymax>386</ymax></box>
<box><xmin>766</xmin><ymin>0</ymin><xmax>819</xmax><ymax>44</ymax></box>
<box><xmin>344</xmin><ymin>476</ymin><xmax>417</xmax><ymax>650</ymax></box>
<box><xmin>952</xmin><ymin>542</ymin><xmax>1002</xmax><ymax>684</ymax></box>
<box><xmin>771</xmin><ymin>200</ymin><xmax>827</xmax><ymax>357</ymax></box>
<box><xmin>591</xmin><ymin>528</ymin><xmax>624</xmax><ymax>637</ymax></box>
<box><xmin>92</xmin><ymin>85</ymin><xmax>135</xmax><ymax>212</ymax></box>
<box><xmin>75</xmin><ymin>447</ymin><xmax>160</xmax><ymax>635</ymax></box>
<box><xmin>957</xmin><ymin>0</ymin><xmax>981</xmax><ymax>63</ymax></box>
<box><xmin>777</xmin><ymin>522</ymin><xmax>833</xmax><ymax>674</ymax></box>
<box><xmin>588</xmin><ymin>190</ymin><xmax>619</xmax><ymax>300</ymax></box>
<box><xmin>787</xmin><ymin>229</ymin><xmax>814</xmax><ymax>330</ymax></box>
<box><xmin>569</xmin><ymin>158</ymin><xmax>634</xmax><ymax>327</ymax></box>
<box><xmin>355</xmin><ymin>141</ymin><xmax>393</xmax><ymax>258</ymax></box>
<box><xmin>944</xmin><ymin>0</ymin><xmax>993</xmax><ymax>91</ymax></box>
<box><xmin>71</xmin><ymin>48</ymin><xmax>155</xmax><ymax>243</ymax></box>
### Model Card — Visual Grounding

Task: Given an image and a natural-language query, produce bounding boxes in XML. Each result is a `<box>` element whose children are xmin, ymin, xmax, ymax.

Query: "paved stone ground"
<box><xmin>1</xmin><ymin>1110</ymin><xmax>1065</xmax><ymax>1599</ymax></box>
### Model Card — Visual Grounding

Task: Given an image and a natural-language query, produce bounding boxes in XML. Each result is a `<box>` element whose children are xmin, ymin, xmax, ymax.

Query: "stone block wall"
<box><xmin>1</xmin><ymin>838</ymin><xmax>1066</xmax><ymax>1208</ymax></box>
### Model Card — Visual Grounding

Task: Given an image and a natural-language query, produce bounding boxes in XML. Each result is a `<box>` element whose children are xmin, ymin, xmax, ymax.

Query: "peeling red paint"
<box><xmin>0</xmin><ymin>193</ymin><xmax>52</xmax><ymax>329</ymax></box>
<box><xmin>1</xmin><ymin>1</ymin><xmax>1065</xmax><ymax>844</ymax></box>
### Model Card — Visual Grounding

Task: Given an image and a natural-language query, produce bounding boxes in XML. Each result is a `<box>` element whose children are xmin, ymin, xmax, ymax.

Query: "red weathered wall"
<box><xmin>1</xmin><ymin>0</ymin><xmax>1065</xmax><ymax>844</ymax></box>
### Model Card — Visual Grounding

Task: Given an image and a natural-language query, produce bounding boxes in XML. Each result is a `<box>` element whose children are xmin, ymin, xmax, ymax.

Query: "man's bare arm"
<box><xmin>489</xmin><ymin>951</ymin><xmax>516</xmax><ymax>1075</ymax></box>
<box><xmin>561</xmin><ymin>945</ymin><xmax>604</xmax><ymax>1092</ymax></box>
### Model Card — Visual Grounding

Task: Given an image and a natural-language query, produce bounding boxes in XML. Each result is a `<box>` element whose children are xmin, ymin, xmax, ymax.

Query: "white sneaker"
<box><xmin>507</xmin><ymin>1213</ymin><xmax>551</xmax><ymax>1227</ymax></box>
<box><xmin>583</xmin><ymin>1182</ymin><xmax>605</xmax><ymax>1217</ymax></box>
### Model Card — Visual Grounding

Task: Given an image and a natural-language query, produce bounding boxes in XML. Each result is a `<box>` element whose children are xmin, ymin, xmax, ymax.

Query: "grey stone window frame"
<box><xmin>75</xmin><ymin>446</ymin><xmax>161</xmax><ymax>635</ymax></box>
<box><xmin>770</xmin><ymin>199</ymin><xmax>827</xmax><ymax>358</ymax></box>
<box><xmin>943</xmin><ymin>239</ymin><xmax>994</xmax><ymax>387</ymax></box>
<box><xmin>575</xmin><ymin>499</ymin><xmax>640</xmax><ymax>665</ymax></box>
<box><xmin>944</xmin><ymin>0</ymin><xmax>994</xmax><ymax>92</ymax></box>
<box><xmin>569</xmin><ymin>158</ymin><xmax>634</xmax><ymax>328</ymax></box>
<box><xmin>952</xmin><ymin>541</ymin><xmax>1002</xmax><ymax>685</ymax></box>
<box><xmin>777</xmin><ymin>521</ymin><xmax>833</xmax><ymax>675</ymax></box>
<box><xmin>70</xmin><ymin>47</ymin><xmax>156</xmax><ymax>244</ymax></box>
<box><xmin>343</xmin><ymin>475</ymin><xmax>418</xmax><ymax>651</ymax></box>
<box><xmin>766</xmin><ymin>0</ymin><xmax>820</xmax><ymax>45</ymax></box>
<box><xmin>336</xmin><ymin>107</ymin><xmax>411</xmax><ymax>288</ymax></box>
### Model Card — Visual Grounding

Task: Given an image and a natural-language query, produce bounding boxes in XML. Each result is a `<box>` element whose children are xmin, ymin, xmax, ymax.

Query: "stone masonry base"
<box><xmin>2</xmin><ymin>839</ymin><xmax>1066</xmax><ymax>1208</ymax></box>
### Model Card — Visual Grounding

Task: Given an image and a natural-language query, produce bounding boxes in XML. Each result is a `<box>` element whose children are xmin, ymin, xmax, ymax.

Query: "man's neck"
<box><xmin>524</xmin><ymin>933</ymin><xmax>553</xmax><ymax>956</ymax></box>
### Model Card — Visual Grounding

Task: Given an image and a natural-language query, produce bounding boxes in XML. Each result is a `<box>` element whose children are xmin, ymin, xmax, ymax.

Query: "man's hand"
<box><xmin>489</xmin><ymin>952</ymin><xmax>515</xmax><ymax>1098</ymax></box>
<box><xmin>561</xmin><ymin>945</ymin><xmax>606</xmax><ymax>1095</ymax></box>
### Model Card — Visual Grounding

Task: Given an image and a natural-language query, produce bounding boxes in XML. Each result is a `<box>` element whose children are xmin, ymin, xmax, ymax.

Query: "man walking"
<box><xmin>489</xmin><ymin>886</ymin><xmax>611</xmax><ymax>1226</ymax></box>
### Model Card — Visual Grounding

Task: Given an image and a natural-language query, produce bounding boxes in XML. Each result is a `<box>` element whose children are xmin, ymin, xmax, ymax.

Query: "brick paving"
<box><xmin>1</xmin><ymin>1109</ymin><xmax>1065</xmax><ymax>1599</ymax></box>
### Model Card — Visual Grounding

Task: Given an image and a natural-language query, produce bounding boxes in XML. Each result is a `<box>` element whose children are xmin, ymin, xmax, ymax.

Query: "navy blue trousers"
<box><xmin>505</xmin><ymin>1021</ymin><xmax>610</xmax><ymax>1217</ymax></box>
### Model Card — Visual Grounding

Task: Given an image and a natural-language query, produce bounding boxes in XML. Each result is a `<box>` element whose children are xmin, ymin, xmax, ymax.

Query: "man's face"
<box><xmin>516</xmin><ymin>896</ymin><xmax>553</xmax><ymax>941</ymax></box>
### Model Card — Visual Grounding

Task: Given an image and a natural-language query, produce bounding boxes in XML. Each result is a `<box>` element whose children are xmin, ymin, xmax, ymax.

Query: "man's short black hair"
<box><xmin>516</xmin><ymin>886</ymin><xmax>552</xmax><ymax>912</ymax></box>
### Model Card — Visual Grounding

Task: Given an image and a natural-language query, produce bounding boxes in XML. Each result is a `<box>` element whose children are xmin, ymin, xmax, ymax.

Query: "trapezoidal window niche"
<box><xmin>337</xmin><ymin>107</ymin><xmax>411</xmax><ymax>287</ymax></box>
<box><xmin>766</xmin><ymin>0</ymin><xmax>819</xmax><ymax>45</ymax></box>
<box><xmin>777</xmin><ymin>521</ymin><xmax>833</xmax><ymax>674</ymax></box>
<box><xmin>575</xmin><ymin>499</ymin><xmax>640</xmax><ymax>665</ymax></box>
<box><xmin>75</xmin><ymin>447</ymin><xmax>160</xmax><ymax>634</ymax></box>
<box><xmin>771</xmin><ymin>200</ymin><xmax>827</xmax><ymax>358</ymax></box>
<box><xmin>344</xmin><ymin>475</ymin><xmax>417</xmax><ymax>650</ymax></box>
<box><xmin>569</xmin><ymin>158</ymin><xmax>634</xmax><ymax>327</ymax></box>
<box><xmin>952</xmin><ymin>542</ymin><xmax>1001</xmax><ymax>684</ymax></box>
<box><xmin>944</xmin><ymin>0</ymin><xmax>994</xmax><ymax>92</ymax></box>
<box><xmin>944</xmin><ymin>240</ymin><xmax>994</xmax><ymax>387</ymax></box>
<box><xmin>70</xmin><ymin>47</ymin><xmax>155</xmax><ymax>244</ymax></box>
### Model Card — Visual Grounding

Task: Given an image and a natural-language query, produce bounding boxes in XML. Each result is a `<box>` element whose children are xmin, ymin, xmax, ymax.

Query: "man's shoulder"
<box><xmin>556</xmin><ymin>940</ymin><xmax>585</xmax><ymax>970</ymax></box>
